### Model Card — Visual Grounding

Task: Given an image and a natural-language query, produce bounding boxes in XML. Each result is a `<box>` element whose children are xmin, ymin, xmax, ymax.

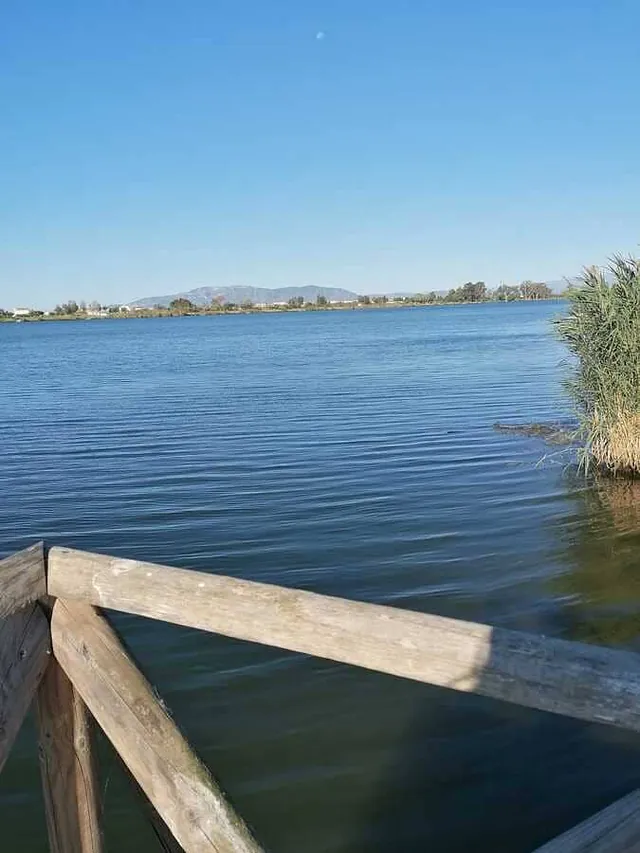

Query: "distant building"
<box><xmin>12</xmin><ymin>308</ymin><xmax>32</xmax><ymax>317</ymax></box>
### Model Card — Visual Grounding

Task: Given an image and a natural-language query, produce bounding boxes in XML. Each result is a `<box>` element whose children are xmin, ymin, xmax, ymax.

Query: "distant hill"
<box><xmin>131</xmin><ymin>280</ymin><xmax>569</xmax><ymax>308</ymax></box>
<box><xmin>132</xmin><ymin>285</ymin><xmax>360</xmax><ymax>307</ymax></box>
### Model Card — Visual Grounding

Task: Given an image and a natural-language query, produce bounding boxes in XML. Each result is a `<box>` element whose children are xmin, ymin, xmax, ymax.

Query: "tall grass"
<box><xmin>555</xmin><ymin>255</ymin><xmax>640</xmax><ymax>475</ymax></box>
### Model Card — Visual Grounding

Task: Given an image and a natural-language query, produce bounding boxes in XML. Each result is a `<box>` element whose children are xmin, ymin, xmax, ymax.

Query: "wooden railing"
<box><xmin>3</xmin><ymin>543</ymin><xmax>640</xmax><ymax>851</ymax></box>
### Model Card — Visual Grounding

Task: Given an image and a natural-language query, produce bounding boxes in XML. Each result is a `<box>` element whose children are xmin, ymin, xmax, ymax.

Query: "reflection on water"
<box><xmin>556</xmin><ymin>475</ymin><xmax>640</xmax><ymax>649</ymax></box>
<box><xmin>3</xmin><ymin>303</ymin><xmax>640</xmax><ymax>851</ymax></box>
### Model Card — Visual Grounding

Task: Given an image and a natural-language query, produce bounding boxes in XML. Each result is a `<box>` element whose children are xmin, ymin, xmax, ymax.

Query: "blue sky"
<box><xmin>2</xmin><ymin>0</ymin><xmax>639</xmax><ymax>307</ymax></box>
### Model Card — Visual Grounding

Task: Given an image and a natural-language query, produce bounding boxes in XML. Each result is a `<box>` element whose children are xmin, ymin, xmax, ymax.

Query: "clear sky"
<box><xmin>2</xmin><ymin>0</ymin><xmax>639</xmax><ymax>308</ymax></box>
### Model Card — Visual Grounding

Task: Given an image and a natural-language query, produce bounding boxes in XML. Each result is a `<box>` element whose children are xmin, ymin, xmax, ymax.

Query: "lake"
<box><xmin>3</xmin><ymin>302</ymin><xmax>640</xmax><ymax>852</ymax></box>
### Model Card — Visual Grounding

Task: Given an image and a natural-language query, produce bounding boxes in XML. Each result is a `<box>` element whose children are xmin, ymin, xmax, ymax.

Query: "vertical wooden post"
<box><xmin>36</xmin><ymin>658</ymin><xmax>103</xmax><ymax>853</ymax></box>
<box><xmin>0</xmin><ymin>604</ymin><xmax>51</xmax><ymax>773</ymax></box>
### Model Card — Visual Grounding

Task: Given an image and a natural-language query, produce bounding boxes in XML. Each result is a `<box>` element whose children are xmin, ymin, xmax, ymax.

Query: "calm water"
<box><xmin>3</xmin><ymin>303</ymin><xmax>640</xmax><ymax>852</ymax></box>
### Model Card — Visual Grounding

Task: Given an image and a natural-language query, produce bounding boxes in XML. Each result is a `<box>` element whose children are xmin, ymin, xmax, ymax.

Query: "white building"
<box><xmin>12</xmin><ymin>308</ymin><xmax>32</xmax><ymax>317</ymax></box>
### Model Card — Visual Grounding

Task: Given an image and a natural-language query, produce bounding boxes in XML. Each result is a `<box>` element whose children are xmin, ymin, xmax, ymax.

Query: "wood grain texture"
<box><xmin>119</xmin><ymin>756</ymin><xmax>185</xmax><ymax>853</ymax></box>
<box><xmin>48</xmin><ymin>546</ymin><xmax>640</xmax><ymax>733</ymax></box>
<box><xmin>0</xmin><ymin>604</ymin><xmax>51</xmax><ymax>773</ymax></box>
<box><xmin>534</xmin><ymin>788</ymin><xmax>640</xmax><ymax>853</ymax></box>
<box><xmin>36</xmin><ymin>659</ymin><xmax>103</xmax><ymax>853</ymax></box>
<box><xmin>51</xmin><ymin>599</ymin><xmax>264</xmax><ymax>853</ymax></box>
<box><xmin>0</xmin><ymin>542</ymin><xmax>46</xmax><ymax>618</ymax></box>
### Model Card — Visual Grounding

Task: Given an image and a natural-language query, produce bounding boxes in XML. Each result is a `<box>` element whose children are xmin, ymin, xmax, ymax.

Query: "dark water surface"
<box><xmin>3</xmin><ymin>303</ymin><xmax>640</xmax><ymax>852</ymax></box>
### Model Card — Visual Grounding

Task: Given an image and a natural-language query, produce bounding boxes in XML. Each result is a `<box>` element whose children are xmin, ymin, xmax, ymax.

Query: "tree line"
<box><xmin>1</xmin><ymin>280</ymin><xmax>558</xmax><ymax>319</ymax></box>
<box><xmin>166</xmin><ymin>281</ymin><xmax>555</xmax><ymax>312</ymax></box>
<box><xmin>402</xmin><ymin>280</ymin><xmax>554</xmax><ymax>304</ymax></box>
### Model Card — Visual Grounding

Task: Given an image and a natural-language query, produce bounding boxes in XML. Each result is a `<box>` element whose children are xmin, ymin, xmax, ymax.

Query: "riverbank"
<box><xmin>0</xmin><ymin>296</ymin><xmax>566</xmax><ymax>323</ymax></box>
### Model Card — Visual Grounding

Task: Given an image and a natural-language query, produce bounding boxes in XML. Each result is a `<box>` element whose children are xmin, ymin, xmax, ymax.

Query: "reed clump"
<box><xmin>556</xmin><ymin>255</ymin><xmax>640</xmax><ymax>475</ymax></box>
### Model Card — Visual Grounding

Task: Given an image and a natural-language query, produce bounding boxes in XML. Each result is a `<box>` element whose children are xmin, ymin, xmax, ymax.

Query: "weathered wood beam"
<box><xmin>36</xmin><ymin>659</ymin><xmax>103</xmax><ymax>853</ymax></box>
<box><xmin>119</xmin><ymin>756</ymin><xmax>185</xmax><ymax>853</ymax></box>
<box><xmin>0</xmin><ymin>542</ymin><xmax>46</xmax><ymax>618</ymax></box>
<box><xmin>48</xmin><ymin>546</ymin><xmax>640</xmax><ymax>733</ymax></box>
<box><xmin>51</xmin><ymin>599</ymin><xmax>264</xmax><ymax>853</ymax></box>
<box><xmin>533</xmin><ymin>788</ymin><xmax>640</xmax><ymax>853</ymax></box>
<box><xmin>0</xmin><ymin>604</ymin><xmax>50</xmax><ymax>773</ymax></box>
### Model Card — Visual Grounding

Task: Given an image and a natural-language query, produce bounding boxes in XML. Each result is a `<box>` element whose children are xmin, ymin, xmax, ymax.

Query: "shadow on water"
<box><xmin>353</xmin><ymin>475</ymin><xmax>640</xmax><ymax>853</ymax></box>
<box><xmin>354</xmin><ymin>667</ymin><xmax>640</xmax><ymax>852</ymax></box>
<box><xmin>553</xmin><ymin>475</ymin><xmax>640</xmax><ymax>649</ymax></box>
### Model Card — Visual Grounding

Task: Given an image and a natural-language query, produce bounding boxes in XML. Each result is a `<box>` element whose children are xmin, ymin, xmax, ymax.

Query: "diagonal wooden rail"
<box><xmin>52</xmin><ymin>598</ymin><xmax>262</xmax><ymax>853</ymax></box>
<box><xmin>533</xmin><ymin>788</ymin><xmax>640</xmax><ymax>853</ymax></box>
<box><xmin>3</xmin><ymin>541</ymin><xmax>640</xmax><ymax>851</ymax></box>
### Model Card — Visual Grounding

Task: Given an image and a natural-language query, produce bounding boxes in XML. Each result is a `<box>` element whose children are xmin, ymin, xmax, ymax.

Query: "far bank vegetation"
<box><xmin>1</xmin><ymin>280</ymin><xmax>558</xmax><ymax>321</ymax></box>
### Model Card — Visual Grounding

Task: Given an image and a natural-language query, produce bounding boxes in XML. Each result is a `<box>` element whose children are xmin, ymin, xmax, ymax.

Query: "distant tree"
<box><xmin>78</xmin><ymin>301</ymin><xmax>87</xmax><ymax>313</ymax></box>
<box><xmin>535</xmin><ymin>282</ymin><xmax>553</xmax><ymax>299</ymax></box>
<box><xmin>56</xmin><ymin>300</ymin><xmax>79</xmax><ymax>315</ymax></box>
<box><xmin>169</xmin><ymin>298</ymin><xmax>196</xmax><ymax>314</ymax></box>
<box><xmin>372</xmin><ymin>295</ymin><xmax>388</xmax><ymax>305</ymax></box>
<box><xmin>444</xmin><ymin>288</ymin><xmax>462</xmax><ymax>303</ymax></box>
<box><xmin>0</xmin><ymin>309</ymin><xmax>9</xmax><ymax>317</ymax></box>
<box><xmin>316</xmin><ymin>295</ymin><xmax>328</xmax><ymax>307</ymax></box>
<box><xmin>241</xmin><ymin>300</ymin><xmax>254</xmax><ymax>310</ymax></box>
<box><xmin>88</xmin><ymin>300</ymin><xmax>101</xmax><ymax>312</ymax></box>
<box><xmin>223</xmin><ymin>302</ymin><xmax>238</xmax><ymax>311</ymax></box>
<box><xmin>288</xmin><ymin>296</ymin><xmax>304</xmax><ymax>308</ymax></box>
<box><xmin>411</xmin><ymin>292</ymin><xmax>437</xmax><ymax>304</ymax></box>
<box><xmin>358</xmin><ymin>295</ymin><xmax>371</xmax><ymax>305</ymax></box>
<box><xmin>520</xmin><ymin>281</ymin><xmax>553</xmax><ymax>300</ymax></box>
<box><xmin>460</xmin><ymin>281</ymin><xmax>487</xmax><ymax>302</ymax></box>
<box><xmin>494</xmin><ymin>284</ymin><xmax>520</xmax><ymax>302</ymax></box>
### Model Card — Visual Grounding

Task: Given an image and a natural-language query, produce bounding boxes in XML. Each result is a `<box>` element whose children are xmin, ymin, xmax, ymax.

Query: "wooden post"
<box><xmin>51</xmin><ymin>599</ymin><xmax>265</xmax><ymax>853</ymax></box>
<box><xmin>533</xmin><ymin>788</ymin><xmax>640</xmax><ymax>852</ymax></box>
<box><xmin>0</xmin><ymin>542</ymin><xmax>46</xmax><ymax>618</ymax></box>
<box><xmin>0</xmin><ymin>604</ymin><xmax>51</xmax><ymax>773</ymax></box>
<box><xmin>48</xmin><ymin>546</ymin><xmax>640</xmax><ymax>734</ymax></box>
<box><xmin>36</xmin><ymin>659</ymin><xmax>103</xmax><ymax>853</ymax></box>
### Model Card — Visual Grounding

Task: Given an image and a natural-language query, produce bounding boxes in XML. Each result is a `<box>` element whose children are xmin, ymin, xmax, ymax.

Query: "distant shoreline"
<box><xmin>0</xmin><ymin>297</ymin><xmax>566</xmax><ymax>323</ymax></box>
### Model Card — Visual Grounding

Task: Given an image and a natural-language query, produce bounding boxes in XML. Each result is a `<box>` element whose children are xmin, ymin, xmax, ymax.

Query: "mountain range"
<box><xmin>132</xmin><ymin>279</ymin><xmax>568</xmax><ymax>308</ymax></box>
<box><xmin>132</xmin><ymin>285</ymin><xmax>360</xmax><ymax>308</ymax></box>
